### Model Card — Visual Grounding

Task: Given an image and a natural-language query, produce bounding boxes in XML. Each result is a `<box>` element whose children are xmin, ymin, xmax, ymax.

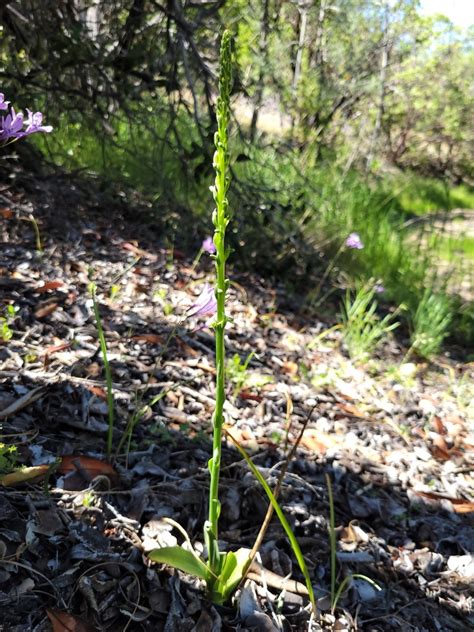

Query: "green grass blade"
<box><xmin>89</xmin><ymin>282</ymin><xmax>115</xmax><ymax>460</ymax></box>
<box><xmin>325</xmin><ymin>473</ymin><xmax>337</xmax><ymax>609</ymax></box>
<box><xmin>224</xmin><ymin>428</ymin><xmax>316</xmax><ymax>615</ymax></box>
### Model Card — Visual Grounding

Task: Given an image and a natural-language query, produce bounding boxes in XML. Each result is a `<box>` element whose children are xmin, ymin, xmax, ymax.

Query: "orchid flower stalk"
<box><xmin>148</xmin><ymin>34</ymin><xmax>316</xmax><ymax>611</ymax></box>
<box><xmin>204</xmin><ymin>30</ymin><xmax>233</xmax><ymax>586</ymax></box>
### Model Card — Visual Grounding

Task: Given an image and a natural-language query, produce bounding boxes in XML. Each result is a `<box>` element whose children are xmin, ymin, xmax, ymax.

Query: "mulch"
<box><xmin>0</xmin><ymin>170</ymin><xmax>472</xmax><ymax>631</ymax></box>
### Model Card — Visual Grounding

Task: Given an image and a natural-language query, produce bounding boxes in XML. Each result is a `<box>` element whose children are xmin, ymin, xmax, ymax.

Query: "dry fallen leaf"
<box><xmin>58</xmin><ymin>455</ymin><xmax>118</xmax><ymax>482</ymax></box>
<box><xmin>84</xmin><ymin>385</ymin><xmax>108</xmax><ymax>399</ymax></box>
<box><xmin>35</xmin><ymin>280</ymin><xmax>65</xmax><ymax>293</ymax></box>
<box><xmin>132</xmin><ymin>334</ymin><xmax>164</xmax><ymax>345</ymax></box>
<box><xmin>432</xmin><ymin>416</ymin><xmax>447</xmax><ymax>435</ymax></box>
<box><xmin>120</xmin><ymin>241</ymin><xmax>156</xmax><ymax>260</ymax></box>
<box><xmin>35</xmin><ymin>302</ymin><xmax>59</xmax><ymax>319</ymax></box>
<box><xmin>281</xmin><ymin>361</ymin><xmax>299</xmax><ymax>376</ymax></box>
<box><xmin>0</xmin><ymin>465</ymin><xmax>50</xmax><ymax>487</ymax></box>
<box><xmin>44</xmin><ymin>342</ymin><xmax>72</xmax><ymax>355</ymax></box>
<box><xmin>414</xmin><ymin>491</ymin><xmax>474</xmax><ymax>514</ymax></box>
<box><xmin>46</xmin><ymin>609</ymin><xmax>95</xmax><ymax>632</ymax></box>
<box><xmin>299</xmin><ymin>429</ymin><xmax>341</xmax><ymax>454</ymax></box>
<box><xmin>335</xmin><ymin>402</ymin><xmax>367</xmax><ymax>419</ymax></box>
<box><xmin>238</xmin><ymin>390</ymin><xmax>263</xmax><ymax>402</ymax></box>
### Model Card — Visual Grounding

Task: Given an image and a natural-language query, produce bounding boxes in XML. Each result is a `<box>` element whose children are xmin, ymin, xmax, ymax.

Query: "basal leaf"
<box><xmin>221</xmin><ymin>548</ymin><xmax>251</xmax><ymax>598</ymax></box>
<box><xmin>148</xmin><ymin>546</ymin><xmax>209</xmax><ymax>580</ymax></box>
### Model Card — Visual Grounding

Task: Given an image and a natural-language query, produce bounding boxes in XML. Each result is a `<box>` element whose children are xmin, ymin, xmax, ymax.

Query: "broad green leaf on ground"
<box><xmin>148</xmin><ymin>546</ymin><xmax>209</xmax><ymax>580</ymax></box>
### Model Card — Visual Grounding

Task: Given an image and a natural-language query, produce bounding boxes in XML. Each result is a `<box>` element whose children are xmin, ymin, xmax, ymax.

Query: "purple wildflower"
<box><xmin>0</xmin><ymin>108</ymin><xmax>24</xmax><ymax>141</ymax></box>
<box><xmin>374</xmin><ymin>284</ymin><xmax>385</xmax><ymax>294</ymax></box>
<box><xmin>345</xmin><ymin>232</ymin><xmax>364</xmax><ymax>250</ymax></box>
<box><xmin>22</xmin><ymin>109</ymin><xmax>53</xmax><ymax>136</ymax></box>
<box><xmin>0</xmin><ymin>94</ymin><xmax>9</xmax><ymax>111</ymax></box>
<box><xmin>202</xmin><ymin>236</ymin><xmax>216</xmax><ymax>254</ymax></box>
<box><xmin>0</xmin><ymin>104</ymin><xmax>53</xmax><ymax>143</ymax></box>
<box><xmin>187</xmin><ymin>284</ymin><xmax>217</xmax><ymax>318</ymax></box>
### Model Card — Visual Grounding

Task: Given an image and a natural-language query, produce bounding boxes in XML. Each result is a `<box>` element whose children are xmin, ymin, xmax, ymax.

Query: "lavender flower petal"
<box><xmin>0</xmin><ymin>108</ymin><xmax>24</xmax><ymax>141</ymax></box>
<box><xmin>202</xmin><ymin>236</ymin><xmax>216</xmax><ymax>254</ymax></box>
<box><xmin>187</xmin><ymin>284</ymin><xmax>217</xmax><ymax>318</ymax></box>
<box><xmin>1</xmin><ymin>107</ymin><xmax>52</xmax><ymax>142</ymax></box>
<box><xmin>0</xmin><ymin>93</ymin><xmax>9</xmax><ymax>111</ymax></box>
<box><xmin>23</xmin><ymin>109</ymin><xmax>53</xmax><ymax>135</ymax></box>
<box><xmin>345</xmin><ymin>232</ymin><xmax>364</xmax><ymax>250</ymax></box>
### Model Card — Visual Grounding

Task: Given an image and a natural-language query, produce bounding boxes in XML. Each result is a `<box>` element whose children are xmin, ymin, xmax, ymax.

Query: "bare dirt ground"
<box><xmin>0</xmin><ymin>170</ymin><xmax>473</xmax><ymax>631</ymax></box>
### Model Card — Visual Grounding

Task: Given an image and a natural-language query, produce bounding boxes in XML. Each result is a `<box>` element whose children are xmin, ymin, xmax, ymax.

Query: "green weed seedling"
<box><xmin>89</xmin><ymin>282</ymin><xmax>115</xmax><ymax>461</ymax></box>
<box><xmin>341</xmin><ymin>281</ymin><xmax>399</xmax><ymax>361</ymax></box>
<box><xmin>226</xmin><ymin>351</ymin><xmax>254</xmax><ymax>397</ymax></box>
<box><xmin>116</xmin><ymin>389</ymin><xmax>170</xmax><ymax>463</ymax></box>
<box><xmin>109</xmin><ymin>284</ymin><xmax>121</xmax><ymax>301</ymax></box>
<box><xmin>0</xmin><ymin>443</ymin><xmax>18</xmax><ymax>474</ymax></box>
<box><xmin>0</xmin><ymin>304</ymin><xmax>17</xmax><ymax>342</ymax></box>
<box><xmin>408</xmin><ymin>289</ymin><xmax>452</xmax><ymax>359</ymax></box>
<box><xmin>148</xmin><ymin>32</ymin><xmax>316</xmax><ymax>615</ymax></box>
<box><xmin>153</xmin><ymin>286</ymin><xmax>174</xmax><ymax>316</ymax></box>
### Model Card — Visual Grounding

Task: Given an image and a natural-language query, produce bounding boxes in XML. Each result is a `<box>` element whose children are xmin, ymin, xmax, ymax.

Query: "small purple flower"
<box><xmin>0</xmin><ymin>94</ymin><xmax>9</xmax><ymax>111</ymax></box>
<box><xmin>0</xmin><ymin>108</ymin><xmax>24</xmax><ymax>141</ymax></box>
<box><xmin>187</xmin><ymin>284</ymin><xmax>217</xmax><ymax>318</ymax></box>
<box><xmin>1</xmin><ymin>106</ymin><xmax>53</xmax><ymax>143</ymax></box>
<box><xmin>374</xmin><ymin>284</ymin><xmax>385</xmax><ymax>294</ymax></box>
<box><xmin>202</xmin><ymin>236</ymin><xmax>216</xmax><ymax>254</ymax></box>
<box><xmin>23</xmin><ymin>109</ymin><xmax>53</xmax><ymax>136</ymax></box>
<box><xmin>345</xmin><ymin>232</ymin><xmax>364</xmax><ymax>250</ymax></box>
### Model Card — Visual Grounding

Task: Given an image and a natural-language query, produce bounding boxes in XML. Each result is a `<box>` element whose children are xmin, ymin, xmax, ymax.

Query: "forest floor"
<box><xmin>0</xmin><ymin>170</ymin><xmax>473</xmax><ymax>632</ymax></box>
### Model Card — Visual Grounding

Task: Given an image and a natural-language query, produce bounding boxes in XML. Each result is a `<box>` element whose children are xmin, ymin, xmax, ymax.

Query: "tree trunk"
<box><xmin>250</xmin><ymin>0</ymin><xmax>271</xmax><ymax>141</ymax></box>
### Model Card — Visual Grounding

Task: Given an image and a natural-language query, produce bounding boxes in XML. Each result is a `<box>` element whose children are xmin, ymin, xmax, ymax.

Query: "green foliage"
<box><xmin>340</xmin><ymin>282</ymin><xmax>400</xmax><ymax>361</ymax></box>
<box><xmin>0</xmin><ymin>305</ymin><xmax>16</xmax><ymax>342</ymax></box>
<box><xmin>393</xmin><ymin>174</ymin><xmax>474</xmax><ymax>216</ymax></box>
<box><xmin>0</xmin><ymin>443</ymin><xmax>18</xmax><ymax>475</ymax></box>
<box><xmin>226</xmin><ymin>352</ymin><xmax>255</xmax><ymax>397</ymax></box>
<box><xmin>117</xmin><ymin>389</ymin><xmax>168</xmax><ymax>459</ymax></box>
<box><xmin>409</xmin><ymin>289</ymin><xmax>453</xmax><ymax>359</ymax></box>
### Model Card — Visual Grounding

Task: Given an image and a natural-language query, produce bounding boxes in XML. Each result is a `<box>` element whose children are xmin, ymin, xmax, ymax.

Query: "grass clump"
<box><xmin>340</xmin><ymin>281</ymin><xmax>400</xmax><ymax>362</ymax></box>
<box><xmin>408</xmin><ymin>289</ymin><xmax>453</xmax><ymax>359</ymax></box>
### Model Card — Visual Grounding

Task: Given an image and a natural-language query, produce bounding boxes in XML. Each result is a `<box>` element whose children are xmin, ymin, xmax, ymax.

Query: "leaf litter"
<box><xmin>0</xmin><ymin>171</ymin><xmax>473</xmax><ymax>631</ymax></box>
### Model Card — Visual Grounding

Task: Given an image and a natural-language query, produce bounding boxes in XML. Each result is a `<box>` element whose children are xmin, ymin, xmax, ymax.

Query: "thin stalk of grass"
<box><xmin>89</xmin><ymin>283</ymin><xmax>115</xmax><ymax>460</ymax></box>
<box><xmin>225</xmin><ymin>427</ymin><xmax>317</xmax><ymax>615</ymax></box>
<box><xmin>325</xmin><ymin>472</ymin><xmax>337</xmax><ymax>608</ymax></box>
<box><xmin>239</xmin><ymin>403</ymin><xmax>316</xmax><ymax>588</ymax></box>
<box><xmin>20</xmin><ymin>216</ymin><xmax>42</xmax><ymax>252</ymax></box>
<box><xmin>116</xmin><ymin>388</ymin><xmax>169</xmax><ymax>462</ymax></box>
<box><xmin>331</xmin><ymin>573</ymin><xmax>381</xmax><ymax>615</ymax></box>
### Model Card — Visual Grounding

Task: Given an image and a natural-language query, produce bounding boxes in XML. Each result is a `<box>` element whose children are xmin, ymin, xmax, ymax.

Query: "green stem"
<box><xmin>206</xmin><ymin>30</ymin><xmax>232</xmax><ymax>582</ymax></box>
<box><xmin>309</xmin><ymin>241</ymin><xmax>345</xmax><ymax>306</ymax></box>
<box><xmin>325</xmin><ymin>473</ymin><xmax>337</xmax><ymax>608</ymax></box>
<box><xmin>90</xmin><ymin>283</ymin><xmax>115</xmax><ymax>461</ymax></box>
